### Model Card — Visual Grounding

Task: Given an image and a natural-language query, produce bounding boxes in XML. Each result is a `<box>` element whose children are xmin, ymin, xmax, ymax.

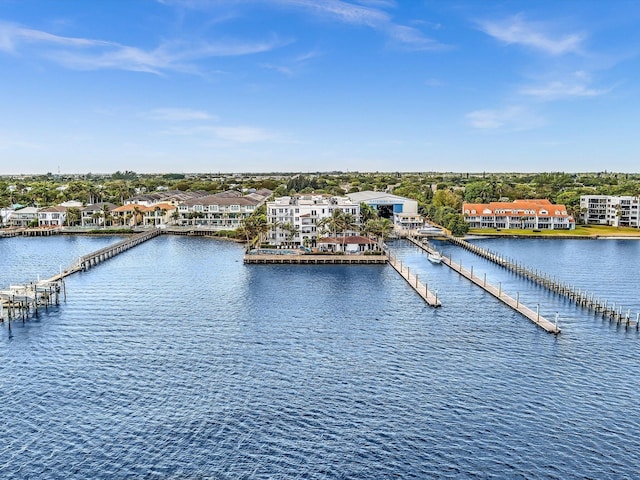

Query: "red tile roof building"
<box><xmin>463</xmin><ymin>199</ymin><xmax>575</xmax><ymax>230</ymax></box>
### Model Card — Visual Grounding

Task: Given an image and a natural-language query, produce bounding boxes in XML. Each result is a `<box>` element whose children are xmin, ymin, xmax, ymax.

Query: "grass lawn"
<box><xmin>468</xmin><ymin>225</ymin><xmax>640</xmax><ymax>237</ymax></box>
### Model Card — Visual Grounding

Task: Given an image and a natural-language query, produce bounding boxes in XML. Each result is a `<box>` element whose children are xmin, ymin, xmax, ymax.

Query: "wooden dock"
<box><xmin>407</xmin><ymin>237</ymin><xmax>559</xmax><ymax>333</ymax></box>
<box><xmin>76</xmin><ymin>228</ymin><xmax>162</xmax><ymax>271</ymax></box>
<box><xmin>244</xmin><ymin>253</ymin><xmax>387</xmax><ymax>264</ymax></box>
<box><xmin>387</xmin><ymin>252</ymin><xmax>441</xmax><ymax>307</ymax></box>
<box><xmin>447</xmin><ymin>236</ymin><xmax>639</xmax><ymax>328</ymax></box>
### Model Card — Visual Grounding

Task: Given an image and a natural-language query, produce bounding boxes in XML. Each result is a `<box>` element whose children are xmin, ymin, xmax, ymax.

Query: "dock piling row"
<box><xmin>445</xmin><ymin>236</ymin><xmax>638</xmax><ymax>328</ymax></box>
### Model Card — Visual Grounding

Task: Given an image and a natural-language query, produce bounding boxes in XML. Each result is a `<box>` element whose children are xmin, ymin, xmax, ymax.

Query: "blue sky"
<box><xmin>1</xmin><ymin>0</ymin><xmax>639</xmax><ymax>174</ymax></box>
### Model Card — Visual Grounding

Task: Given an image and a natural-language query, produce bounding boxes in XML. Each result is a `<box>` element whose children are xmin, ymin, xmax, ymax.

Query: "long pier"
<box><xmin>446</xmin><ymin>236</ymin><xmax>639</xmax><ymax>328</ymax></box>
<box><xmin>1</xmin><ymin>229</ymin><xmax>163</xmax><ymax>322</ymax></box>
<box><xmin>407</xmin><ymin>237</ymin><xmax>559</xmax><ymax>333</ymax></box>
<box><xmin>388</xmin><ymin>252</ymin><xmax>441</xmax><ymax>307</ymax></box>
<box><xmin>76</xmin><ymin>228</ymin><xmax>162</xmax><ymax>271</ymax></box>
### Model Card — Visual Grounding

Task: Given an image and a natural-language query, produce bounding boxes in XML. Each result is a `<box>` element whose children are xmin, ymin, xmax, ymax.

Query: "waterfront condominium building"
<box><xmin>176</xmin><ymin>190</ymin><xmax>271</xmax><ymax>231</ymax></box>
<box><xmin>267</xmin><ymin>195</ymin><xmax>360</xmax><ymax>247</ymax></box>
<box><xmin>580</xmin><ymin>195</ymin><xmax>640</xmax><ymax>227</ymax></box>
<box><xmin>463</xmin><ymin>199</ymin><xmax>575</xmax><ymax>230</ymax></box>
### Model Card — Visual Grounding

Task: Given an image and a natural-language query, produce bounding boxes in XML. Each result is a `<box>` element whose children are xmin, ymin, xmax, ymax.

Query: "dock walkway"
<box><xmin>407</xmin><ymin>237</ymin><xmax>559</xmax><ymax>333</ymax></box>
<box><xmin>447</xmin><ymin>236</ymin><xmax>638</xmax><ymax>327</ymax></box>
<box><xmin>387</xmin><ymin>252</ymin><xmax>441</xmax><ymax>307</ymax></box>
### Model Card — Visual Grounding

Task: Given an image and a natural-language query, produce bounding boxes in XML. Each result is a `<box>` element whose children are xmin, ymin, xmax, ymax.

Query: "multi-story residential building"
<box><xmin>580</xmin><ymin>195</ymin><xmax>640</xmax><ymax>227</ymax></box>
<box><xmin>463</xmin><ymin>199</ymin><xmax>575</xmax><ymax>230</ymax></box>
<box><xmin>177</xmin><ymin>190</ymin><xmax>271</xmax><ymax>230</ymax></box>
<box><xmin>38</xmin><ymin>206</ymin><xmax>67</xmax><ymax>227</ymax></box>
<box><xmin>81</xmin><ymin>203</ymin><xmax>117</xmax><ymax>227</ymax></box>
<box><xmin>9</xmin><ymin>207</ymin><xmax>39</xmax><ymax>227</ymax></box>
<box><xmin>267</xmin><ymin>195</ymin><xmax>361</xmax><ymax>247</ymax></box>
<box><xmin>112</xmin><ymin>203</ymin><xmax>177</xmax><ymax>227</ymax></box>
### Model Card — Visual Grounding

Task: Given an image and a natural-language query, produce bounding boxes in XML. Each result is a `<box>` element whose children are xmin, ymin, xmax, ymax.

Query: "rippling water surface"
<box><xmin>1</xmin><ymin>235</ymin><xmax>639</xmax><ymax>478</ymax></box>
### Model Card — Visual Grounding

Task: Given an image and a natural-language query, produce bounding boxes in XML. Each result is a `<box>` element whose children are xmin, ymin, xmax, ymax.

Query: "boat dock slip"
<box><xmin>446</xmin><ymin>236</ymin><xmax>639</xmax><ymax>328</ymax></box>
<box><xmin>244</xmin><ymin>254</ymin><xmax>387</xmax><ymax>264</ymax></box>
<box><xmin>407</xmin><ymin>237</ymin><xmax>559</xmax><ymax>333</ymax></box>
<box><xmin>388</xmin><ymin>252</ymin><xmax>441</xmax><ymax>307</ymax></box>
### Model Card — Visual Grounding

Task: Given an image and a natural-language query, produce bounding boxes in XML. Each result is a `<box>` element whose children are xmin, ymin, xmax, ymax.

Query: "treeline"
<box><xmin>3</xmin><ymin>171</ymin><xmax>640</xmax><ymax>235</ymax></box>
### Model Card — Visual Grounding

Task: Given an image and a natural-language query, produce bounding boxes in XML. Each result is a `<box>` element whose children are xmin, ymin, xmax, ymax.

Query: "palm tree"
<box><xmin>132</xmin><ymin>205</ymin><xmax>142</xmax><ymax>227</ymax></box>
<box><xmin>101</xmin><ymin>204</ymin><xmax>112</xmax><ymax>228</ymax></box>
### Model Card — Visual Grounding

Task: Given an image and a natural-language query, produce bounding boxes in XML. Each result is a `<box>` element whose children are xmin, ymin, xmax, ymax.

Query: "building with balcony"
<box><xmin>463</xmin><ymin>199</ymin><xmax>575</xmax><ymax>230</ymax></box>
<box><xmin>38</xmin><ymin>206</ymin><xmax>67</xmax><ymax>227</ymax></box>
<box><xmin>176</xmin><ymin>190</ymin><xmax>271</xmax><ymax>230</ymax></box>
<box><xmin>267</xmin><ymin>195</ymin><xmax>360</xmax><ymax>247</ymax></box>
<box><xmin>580</xmin><ymin>195</ymin><xmax>640</xmax><ymax>227</ymax></box>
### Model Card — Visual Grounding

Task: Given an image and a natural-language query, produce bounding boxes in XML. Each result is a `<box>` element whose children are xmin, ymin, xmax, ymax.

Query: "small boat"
<box><xmin>428</xmin><ymin>252</ymin><xmax>443</xmax><ymax>264</ymax></box>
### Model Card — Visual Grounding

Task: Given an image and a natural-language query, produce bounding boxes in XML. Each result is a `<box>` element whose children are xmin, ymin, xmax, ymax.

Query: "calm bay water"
<box><xmin>1</xmin><ymin>235</ymin><xmax>639</xmax><ymax>478</ymax></box>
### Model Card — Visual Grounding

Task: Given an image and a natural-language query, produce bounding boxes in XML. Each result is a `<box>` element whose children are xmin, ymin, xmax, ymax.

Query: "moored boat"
<box><xmin>428</xmin><ymin>252</ymin><xmax>443</xmax><ymax>264</ymax></box>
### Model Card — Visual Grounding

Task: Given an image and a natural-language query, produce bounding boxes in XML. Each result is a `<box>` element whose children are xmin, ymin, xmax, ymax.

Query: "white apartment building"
<box><xmin>267</xmin><ymin>195</ymin><xmax>360</xmax><ymax>246</ymax></box>
<box><xmin>580</xmin><ymin>195</ymin><xmax>640</xmax><ymax>227</ymax></box>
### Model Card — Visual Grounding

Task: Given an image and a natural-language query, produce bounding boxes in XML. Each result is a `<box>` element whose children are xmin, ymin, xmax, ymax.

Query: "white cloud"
<box><xmin>141</xmin><ymin>108</ymin><xmax>216</xmax><ymax>121</ymax></box>
<box><xmin>0</xmin><ymin>21</ymin><xmax>286</xmax><ymax>74</ymax></box>
<box><xmin>478</xmin><ymin>14</ymin><xmax>584</xmax><ymax>56</ymax></box>
<box><xmin>520</xmin><ymin>81</ymin><xmax>608</xmax><ymax>100</ymax></box>
<box><xmin>466</xmin><ymin>105</ymin><xmax>544</xmax><ymax>131</ymax></box>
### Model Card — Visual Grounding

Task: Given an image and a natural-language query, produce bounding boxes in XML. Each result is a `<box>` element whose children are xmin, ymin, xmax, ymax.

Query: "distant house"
<box><xmin>10</xmin><ymin>207</ymin><xmax>39</xmax><ymax>227</ymax></box>
<box><xmin>0</xmin><ymin>207</ymin><xmax>14</xmax><ymax>226</ymax></box>
<box><xmin>81</xmin><ymin>202</ymin><xmax>117</xmax><ymax>227</ymax></box>
<box><xmin>463</xmin><ymin>199</ymin><xmax>575</xmax><ymax>230</ymax></box>
<box><xmin>38</xmin><ymin>206</ymin><xmax>67</xmax><ymax>227</ymax></box>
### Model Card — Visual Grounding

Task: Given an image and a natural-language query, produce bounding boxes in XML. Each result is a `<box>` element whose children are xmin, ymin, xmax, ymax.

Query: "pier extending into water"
<box><xmin>407</xmin><ymin>237</ymin><xmax>560</xmax><ymax>333</ymax></box>
<box><xmin>76</xmin><ymin>229</ymin><xmax>162</xmax><ymax>271</ymax></box>
<box><xmin>1</xmin><ymin>229</ymin><xmax>163</xmax><ymax>322</ymax></box>
<box><xmin>388</xmin><ymin>252</ymin><xmax>441</xmax><ymax>307</ymax></box>
<box><xmin>446</xmin><ymin>236</ymin><xmax>639</xmax><ymax>328</ymax></box>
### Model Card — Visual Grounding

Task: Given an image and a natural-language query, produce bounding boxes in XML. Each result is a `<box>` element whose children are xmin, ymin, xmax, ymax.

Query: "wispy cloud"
<box><xmin>477</xmin><ymin>14</ymin><xmax>585</xmax><ymax>56</ymax></box>
<box><xmin>520</xmin><ymin>81</ymin><xmax>609</xmax><ymax>100</ymax></box>
<box><xmin>161</xmin><ymin>124</ymin><xmax>278</xmax><ymax>143</ymax></box>
<box><xmin>141</xmin><ymin>108</ymin><xmax>216</xmax><ymax>121</ymax></box>
<box><xmin>0</xmin><ymin>21</ymin><xmax>286</xmax><ymax>74</ymax></box>
<box><xmin>519</xmin><ymin>71</ymin><xmax>612</xmax><ymax>100</ymax></box>
<box><xmin>159</xmin><ymin>0</ymin><xmax>447</xmax><ymax>52</ymax></box>
<box><xmin>466</xmin><ymin>105</ymin><xmax>544</xmax><ymax>131</ymax></box>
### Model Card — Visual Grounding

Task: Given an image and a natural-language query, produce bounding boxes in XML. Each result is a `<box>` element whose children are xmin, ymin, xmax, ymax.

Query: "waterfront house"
<box><xmin>9</xmin><ymin>207</ymin><xmax>39</xmax><ymax>227</ymax></box>
<box><xmin>317</xmin><ymin>235</ymin><xmax>378</xmax><ymax>253</ymax></box>
<box><xmin>81</xmin><ymin>202</ymin><xmax>117</xmax><ymax>227</ymax></box>
<box><xmin>111</xmin><ymin>203</ymin><xmax>176</xmax><ymax>227</ymax></box>
<box><xmin>580</xmin><ymin>195</ymin><xmax>640</xmax><ymax>227</ymax></box>
<box><xmin>463</xmin><ymin>199</ymin><xmax>575</xmax><ymax>230</ymax></box>
<box><xmin>38</xmin><ymin>206</ymin><xmax>67</xmax><ymax>227</ymax></box>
